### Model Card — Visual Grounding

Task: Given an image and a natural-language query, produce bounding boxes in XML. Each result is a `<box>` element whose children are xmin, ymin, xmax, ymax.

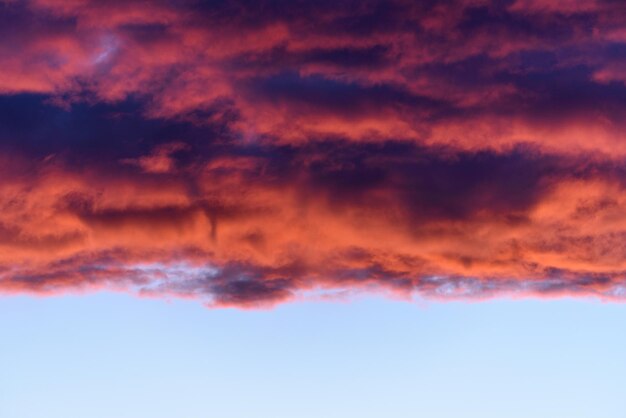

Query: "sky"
<box><xmin>2</xmin><ymin>295</ymin><xmax>626</xmax><ymax>418</ymax></box>
<box><xmin>2</xmin><ymin>0</ymin><xmax>626</xmax><ymax>415</ymax></box>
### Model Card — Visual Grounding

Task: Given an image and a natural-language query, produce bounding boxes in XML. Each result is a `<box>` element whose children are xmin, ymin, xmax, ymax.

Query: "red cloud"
<box><xmin>2</xmin><ymin>0</ymin><xmax>626</xmax><ymax>307</ymax></box>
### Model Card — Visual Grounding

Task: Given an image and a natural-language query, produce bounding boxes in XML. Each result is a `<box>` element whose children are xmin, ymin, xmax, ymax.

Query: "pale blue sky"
<box><xmin>2</xmin><ymin>295</ymin><xmax>625</xmax><ymax>417</ymax></box>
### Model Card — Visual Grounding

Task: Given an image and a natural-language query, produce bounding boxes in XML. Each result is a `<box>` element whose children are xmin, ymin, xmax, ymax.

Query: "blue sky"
<box><xmin>2</xmin><ymin>295</ymin><xmax>625</xmax><ymax>418</ymax></box>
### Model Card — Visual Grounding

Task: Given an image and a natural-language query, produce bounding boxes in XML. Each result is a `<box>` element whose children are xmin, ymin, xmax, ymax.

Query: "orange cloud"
<box><xmin>2</xmin><ymin>0</ymin><xmax>626</xmax><ymax>306</ymax></box>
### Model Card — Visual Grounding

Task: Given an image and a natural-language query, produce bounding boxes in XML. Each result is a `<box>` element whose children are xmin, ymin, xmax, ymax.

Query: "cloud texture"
<box><xmin>2</xmin><ymin>0</ymin><xmax>626</xmax><ymax>306</ymax></box>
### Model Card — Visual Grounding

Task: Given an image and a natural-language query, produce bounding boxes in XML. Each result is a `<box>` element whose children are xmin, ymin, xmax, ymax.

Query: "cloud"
<box><xmin>1</xmin><ymin>0</ymin><xmax>626</xmax><ymax>307</ymax></box>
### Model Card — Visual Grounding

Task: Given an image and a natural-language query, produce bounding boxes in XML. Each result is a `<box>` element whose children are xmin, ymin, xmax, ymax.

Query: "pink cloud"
<box><xmin>2</xmin><ymin>0</ymin><xmax>626</xmax><ymax>307</ymax></box>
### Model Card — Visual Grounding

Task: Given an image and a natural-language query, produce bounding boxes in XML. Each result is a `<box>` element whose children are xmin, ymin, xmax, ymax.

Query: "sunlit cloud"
<box><xmin>1</xmin><ymin>0</ymin><xmax>626</xmax><ymax>307</ymax></box>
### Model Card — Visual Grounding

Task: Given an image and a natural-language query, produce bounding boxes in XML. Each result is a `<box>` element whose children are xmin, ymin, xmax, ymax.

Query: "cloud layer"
<box><xmin>2</xmin><ymin>0</ymin><xmax>626</xmax><ymax>306</ymax></box>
